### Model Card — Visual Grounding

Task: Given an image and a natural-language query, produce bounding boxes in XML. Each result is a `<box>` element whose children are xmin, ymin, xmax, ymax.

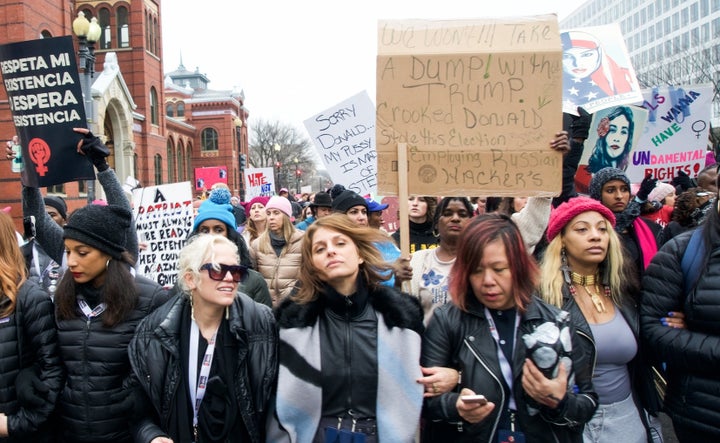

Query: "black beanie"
<box><xmin>63</xmin><ymin>204</ymin><xmax>131</xmax><ymax>259</ymax></box>
<box><xmin>332</xmin><ymin>190</ymin><xmax>368</xmax><ymax>213</ymax></box>
<box><xmin>44</xmin><ymin>195</ymin><xmax>67</xmax><ymax>220</ymax></box>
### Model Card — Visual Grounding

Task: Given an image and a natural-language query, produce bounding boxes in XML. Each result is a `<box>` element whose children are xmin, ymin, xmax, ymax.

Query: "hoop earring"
<box><xmin>432</xmin><ymin>228</ymin><xmax>440</xmax><ymax>238</ymax></box>
<box><xmin>225</xmin><ymin>305</ymin><xmax>230</xmax><ymax>320</ymax></box>
<box><xmin>190</xmin><ymin>292</ymin><xmax>196</xmax><ymax>322</ymax></box>
<box><xmin>105</xmin><ymin>259</ymin><xmax>111</xmax><ymax>269</ymax></box>
<box><xmin>560</xmin><ymin>247</ymin><xmax>571</xmax><ymax>285</ymax></box>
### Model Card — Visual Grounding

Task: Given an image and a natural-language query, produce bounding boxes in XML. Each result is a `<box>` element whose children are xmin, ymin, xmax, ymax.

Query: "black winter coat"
<box><xmin>129</xmin><ymin>292</ymin><xmax>278</xmax><ymax>443</ymax></box>
<box><xmin>422</xmin><ymin>296</ymin><xmax>597</xmax><ymax>443</ymax></box>
<box><xmin>641</xmin><ymin>229</ymin><xmax>720</xmax><ymax>437</ymax></box>
<box><xmin>55</xmin><ymin>276</ymin><xmax>169</xmax><ymax>443</ymax></box>
<box><xmin>0</xmin><ymin>281</ymin><xmax>63</xmax><ymax>443</ymax></box>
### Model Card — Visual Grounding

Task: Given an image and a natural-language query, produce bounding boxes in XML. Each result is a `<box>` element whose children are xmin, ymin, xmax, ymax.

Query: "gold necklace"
<box><xmin>570</xmin><ymin>272</ymin><xmax>606</xmax><ymax>313</ymax></box>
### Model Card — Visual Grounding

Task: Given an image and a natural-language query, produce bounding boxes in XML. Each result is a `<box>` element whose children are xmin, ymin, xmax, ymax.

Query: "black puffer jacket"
<box><xmin>0</xmin><ymin>281</ymin><xmax>64</xmax><ymax>443</ymax></box>
<box><xmin>55</xmin><ymin>276</ymin><xmax>169</xmax><ymax>443</ymax></box>
<box><xmin>422</xmin><ymin>296</ymin><xmax>597</xmax><ymax>443</ymax></box>
<box><xmin>641</xmin><ymin>228</ymin><xmax>720</xmax><ymax>437</ymax></box>
<box><xmin>129</xmin><ymin>292</ymin><xmax>278</xmax><ymax>443</ymax></box>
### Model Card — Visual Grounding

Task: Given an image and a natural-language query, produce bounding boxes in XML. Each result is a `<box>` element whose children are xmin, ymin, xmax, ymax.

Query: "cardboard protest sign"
<box><xmin>0</xmin><ymin>36</ymin><xmax>94</xmax><ymax>187</ymax></box>
<box><xmin>244</xmin><ymin>167</ymin><xmax>275</xmax><ymax>199</ymax></box>
<box><xmin>560</xmin><ymin>24</ymin><xmax>643</xmax><ymax>115</ymax></box>
<box><xmin>133</xmin><ymin>182</ymin><xmax>194</xmax><ymax>288</ymax></box>
<box><xmin>304</xmin><ymin>91</ymin><xmax>377</xmax><ymax>195</ymax></box>
<box><xmin>376</xmin><ymin>16</ymin><xmax>563</xmax><ymax>197</ymax></box>
<box><xmin>573</xmin><ymin>105</ymin><xmax>649</xmax><ymax>193</ymax></box>
<box><xmin>627</xmin><ymin>84</ymin><xmax>713</xmax><ymax>182</ymax></box>
<box><xmin>194</xmin><ymin>166</ymin><xmax>227</xmax><ymax>191</ymax></box>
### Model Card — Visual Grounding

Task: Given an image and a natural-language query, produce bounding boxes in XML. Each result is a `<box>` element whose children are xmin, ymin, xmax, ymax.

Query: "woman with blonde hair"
<box><xmin>249</xmin><ymin>196</ymin><xmax>303</xmax><ymax>307</ymax></box>
<box><xmin>267</xmin><ymin>214</ymin><xmax>424</xmax><ymax>442</ymax></box>
<box><xmin>0</xmin><ymin>211</ymin><xmax>64</xmax><ymax>442</ymax></box>
<box><xmin>539</xmin><ymin>196</ymin><xmax>674</xmax><ymax>443</ymax></box>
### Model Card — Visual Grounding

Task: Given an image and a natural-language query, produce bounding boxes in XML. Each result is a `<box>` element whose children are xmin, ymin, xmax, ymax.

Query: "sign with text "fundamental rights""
<box><xmin>376</xmin><ymin>15</ymin><xmax>563</xmax><ymax>197</ymax></box>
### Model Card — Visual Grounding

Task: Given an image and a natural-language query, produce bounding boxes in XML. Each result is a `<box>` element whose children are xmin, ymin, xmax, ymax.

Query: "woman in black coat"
<box><xmin>53</xmin><ymin>204</ymin><xmax>169</xmax><ymax>443</ymax></box>
<box><xmin>0</xmin><ymin>211</ymin><xmax>63</xmax><ymax>442</ymax></box>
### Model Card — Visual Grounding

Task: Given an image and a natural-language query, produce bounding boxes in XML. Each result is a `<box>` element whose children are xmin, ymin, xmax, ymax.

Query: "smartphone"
<box><xmin>461</xmin><ymin>394</ymin><xmax>488</xmax><ymax>405</ymax></box>
<box><xmin>23</xmin><ymin>215</ymin><xmax>35</xmax><ymax>240</ymax></box>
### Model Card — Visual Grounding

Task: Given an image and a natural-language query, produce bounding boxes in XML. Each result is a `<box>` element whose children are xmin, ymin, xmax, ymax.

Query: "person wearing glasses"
<box><xmin>129</xmin><ymin>234</ymin><xmax>278</xmax><ymax>443</ymax></box>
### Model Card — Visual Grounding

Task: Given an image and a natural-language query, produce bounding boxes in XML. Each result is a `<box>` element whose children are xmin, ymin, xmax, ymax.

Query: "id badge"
<box><xmin>498</xmin><ymin>429</ymin><xmax>526</xmax><ymax>443</ymax></box>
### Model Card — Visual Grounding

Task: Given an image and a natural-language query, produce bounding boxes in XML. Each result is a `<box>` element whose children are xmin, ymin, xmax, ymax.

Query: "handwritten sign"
<box><xmin>627</xmin><ymin>84</ymin><xmax>713</xmax><ymax>182</ymax></box>
<box><xmin>304</xmin><ymin>91</ymin><xmax>377</xmax><ymax>195</ymax></box>
<box><xmin>0</xmin><ymin>36</ymin><xmax>93</xmax><ymax>187</ymax></box>
<box><xmin>376</xmin><ymin>16</ymin><xmax>563</xmax><ymax>196</ymax></box>
<box><xmin>244</xmin><ymin>167</ymin><xmax>275</xmax><ymax>199</ymax></box>
<box><xmin>133</xmin><ymin>182</ymin><xmax>194</xmax><ymax>288</ymax></box>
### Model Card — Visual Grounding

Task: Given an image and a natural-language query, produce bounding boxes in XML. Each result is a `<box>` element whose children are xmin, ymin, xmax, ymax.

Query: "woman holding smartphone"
<box><xmin>421</xmin><ymin>214</ymin><xmax>597</xmax><ymax>442</ymax></box>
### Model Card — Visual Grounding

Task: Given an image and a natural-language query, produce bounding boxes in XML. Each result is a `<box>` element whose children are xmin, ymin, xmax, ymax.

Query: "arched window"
<box><xmin>99</xmin><ymin>8</ymin><xmax>111</xmax><ymax>49</ymax></box>
<box><xmin>177</xmin><ymin>142</ymin><xmax>185</xmax><ymax>182</ymax></box>
<box><xmin>153</xmin><ymin>16</ymin><xmax>159</xmax><ymax>54</ymax></box>
<box><xmin>81</xmin><ymin>8</ymin><xmax>93</xmax><ymax>20</ymax></box>
<box><xmin>186</xmin><ymin>143</ymin><xmax>193</xmax><ymax>179</ymax></box>
<box><xmin>133</xmin><ymin>153</ymin><xmax>138</xmax><ymax>179</ymax></box>
<box><xmin>167</xmin><ymin>139</ymin><xmax>176</xmax><ymax>183</ymax></box>
<box><xmin>176</xmin><ymin>102</ymin><xmax>185</xmax><ymax>117</ymax></box>
<box><xmin>201</xmin><ymin>128</ymin><xmax>218</xmax><ymax>151</ymax></box>
<box><xmin>40</xmin><ymin>30</ymin><xmax>52</xmax><ymax>38</ymax></box>
<box><xmin>150</xmin><ymin>87</ymin><xmax>159</xmax><ymax>125</ymax></box>
<box><xmin>117</xmin><ymin>6</ymin><xmax>129</xmax><ymax>48</ymax></box>
<box><xmin>154</xmin><ymin>154</ymin><xmax>163</xmax><ymax>185</ymax></box>
<box><xmin>166</xmin><ymin>103</ymin><xmax>174</xmax><ymax>117</ymax></box>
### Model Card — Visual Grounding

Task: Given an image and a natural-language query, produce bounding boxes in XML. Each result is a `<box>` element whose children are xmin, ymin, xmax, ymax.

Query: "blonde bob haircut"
<box><xmin>178</xmin><ymin>234</ymin><xmax>239</xmax><ymax>295</ymax></box>
<box><xmin>539</xmin><ymin>214</ymin><xmax>630</xmax><ymax>309</ymax></box>
<box><xmin>293</xmin><ymin>214</ymin><xmax>393</xmax><ymax>304</ymax></box>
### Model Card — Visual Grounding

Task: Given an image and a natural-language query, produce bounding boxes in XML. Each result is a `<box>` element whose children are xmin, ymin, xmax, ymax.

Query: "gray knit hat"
<box><xmin>588</xmin><ymin>167</ymin><xmax>631</xmax><ymax>201</ymax></box>
<box><xmin>63</xmin><ymin>204</ymin><xmax>131</xmax><ymax>259</ymax></box>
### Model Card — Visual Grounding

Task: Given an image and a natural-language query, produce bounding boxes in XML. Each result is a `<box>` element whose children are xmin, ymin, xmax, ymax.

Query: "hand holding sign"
<box><xmin>74</xmin><ymin>128</ymin><xmax>109</xmax><ymax>172</ymax></box>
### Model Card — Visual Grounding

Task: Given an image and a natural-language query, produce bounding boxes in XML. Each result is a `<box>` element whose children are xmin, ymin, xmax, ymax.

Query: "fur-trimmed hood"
<box><xmin>276</xmin><ymin>283</ymin><xmax>424</xmax><ymax>334</ymax></box>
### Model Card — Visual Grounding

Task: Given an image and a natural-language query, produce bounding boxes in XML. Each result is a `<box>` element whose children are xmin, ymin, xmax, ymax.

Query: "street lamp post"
<box><xmin>273</xmin><ymin>143</ymin><xmax>281</xmax><ymax>193</ymax></box>
<box><xmin>294</xmin><ymin>157</ymin><xmax>300</xmax><ymax>194</ymax></box>
<box><xmin>72</xmin><ymin>12</ymin><xmax>102</xmax><ymax>204</ymax></box>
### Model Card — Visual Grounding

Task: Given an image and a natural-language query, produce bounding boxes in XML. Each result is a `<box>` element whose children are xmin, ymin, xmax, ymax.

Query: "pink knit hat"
<box><xmin>243</xmin><ymin>195</ymin><xmax>270</xmax><ymax>213</ymax></box>
<box><xmin>265</xmin><ymin>196</ymin><xmax>292</xmax><ymax>218</ymax></box>
<box><xmin>648</xmin><ymin>182</ymin><xmax>675</xmax><ymax>203</ymax></box>
<box><xmin>547</xmin><ymin>196</ymin><xmax>616</xmax><ymax>241</ymax></box>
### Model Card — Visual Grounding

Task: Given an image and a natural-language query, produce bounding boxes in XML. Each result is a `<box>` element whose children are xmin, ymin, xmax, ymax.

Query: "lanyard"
<box><xmin>77</xmin><ymin>298</ymin><xmax>106</xmax><ymax>319</ymax></box>
<box><xmin>188</xmin><ymin>321</ymin><xmax>218</xmax><ymax>431</ymax></box>
<box><xmin>483</xmin><ymin>307</ymin><xmax>519</xmax><ymax>411</ymax></box>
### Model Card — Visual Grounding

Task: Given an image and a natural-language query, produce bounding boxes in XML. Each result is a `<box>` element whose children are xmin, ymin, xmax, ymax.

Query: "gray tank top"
<box><xmin>588</xmin><ymin>310</ymin><xmax>637</xmax><ymax>404</ymax></box>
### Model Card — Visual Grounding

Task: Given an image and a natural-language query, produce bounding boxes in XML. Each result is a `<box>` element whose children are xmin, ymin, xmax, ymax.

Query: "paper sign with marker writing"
<box><xmin>133</xmin><ymin>181</ymin><xmax>194</xmax><ymax>288</ymax></box>
<box><xmin>627</xmin><ymin>84</ymin><xmax>713</xmax><ymax>183</ymax></box>
<box><xmin>304</xmin><ymin>91</ymin><xmax>377</xmax><ymax>196</ymax></box>
<box><xmin>244</xmin><ymin>167</ymin><xmax>275</xmax><ymax>198</ymax></box>
<box><xmin>376</xmin><ymin>16</ymin><xmax>563</xmax><ymax>196</ymax></box>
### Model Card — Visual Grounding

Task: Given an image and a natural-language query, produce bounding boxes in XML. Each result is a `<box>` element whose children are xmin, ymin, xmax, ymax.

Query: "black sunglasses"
<box><xmin>200</xmin><ymin>263</ymin><xmax>247</xmax><ymax>282</ymax></box>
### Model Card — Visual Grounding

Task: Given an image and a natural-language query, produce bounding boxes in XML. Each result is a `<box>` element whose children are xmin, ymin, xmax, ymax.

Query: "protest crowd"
<box><xmin>0</xmin><ymin>102</ymin><xmax>717</xmax><ymax>443</ymax></box>
<box><xmin>1</xmin><ymin>14</ymin><xmax>720</xmax><ymax>443</ymax></box>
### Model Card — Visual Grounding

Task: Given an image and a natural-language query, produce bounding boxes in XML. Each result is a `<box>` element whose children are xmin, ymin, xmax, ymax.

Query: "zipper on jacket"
<box><xmin>576</xmin><ymin>330</ymin><xmax>598</xmax><ymax>379</ymax></box>
<box><xmin>464</xmin><ymin>337</ymin><xmax>505</xmax><ymax>441</ymax></box>
<box><xmin>344</xmin><ymin>297</ymin><xmax>353</xmax><ymax>409</ymax></box>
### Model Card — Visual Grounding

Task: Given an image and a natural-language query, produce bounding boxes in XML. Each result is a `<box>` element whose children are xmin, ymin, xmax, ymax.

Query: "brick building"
<box><xmin>0</xmin><ymin>0</ymin><xmax>250</xmax><ymax>230</ymax></box>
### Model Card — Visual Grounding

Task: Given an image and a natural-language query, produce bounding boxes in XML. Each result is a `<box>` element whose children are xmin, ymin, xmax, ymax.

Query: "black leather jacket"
<box><xmin>422</xmin><ymin>296</ymin><xmax>597</xmax><ymax>443</ymax></box>
<box><xmin>561</xmin><ymin>285</ymin><xmax>661</xmax><ymax>441</ymax></box>
<box><xmin>129</xmin><ymin>292</ymin><xmax>278</xmax><ymax>443</ymax></box>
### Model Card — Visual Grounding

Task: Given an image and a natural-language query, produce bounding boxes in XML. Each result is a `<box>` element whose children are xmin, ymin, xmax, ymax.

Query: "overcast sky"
<box><xmin>162</xmin><ymin>1</ymin><xmax>581</xmax><ymax>139</ymax></box>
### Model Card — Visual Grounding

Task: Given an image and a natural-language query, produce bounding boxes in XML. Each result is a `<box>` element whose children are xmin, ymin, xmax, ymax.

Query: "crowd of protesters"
<box><xmin>1</xmin><ymin>108</ymin><xmax>719</xmax><ymax>443</ymax></box>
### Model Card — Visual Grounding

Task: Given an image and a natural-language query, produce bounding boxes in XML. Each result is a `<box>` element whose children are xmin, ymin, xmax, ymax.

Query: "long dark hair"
<box><xmin>55</xmin><ymin>250</ymin><xmax>138</xmax><ymax>327</ymax></box>
<box><xmin>588</xmin><ymin>106</ymin><xmax>635</xmax><ymax>173</ymax></box>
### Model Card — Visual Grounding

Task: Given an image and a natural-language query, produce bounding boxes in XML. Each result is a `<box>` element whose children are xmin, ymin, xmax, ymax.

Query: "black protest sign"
<box><xmin>0</xmin><ymin>36</ymin><xmax>94</xmax><ymax>187</ymax></box>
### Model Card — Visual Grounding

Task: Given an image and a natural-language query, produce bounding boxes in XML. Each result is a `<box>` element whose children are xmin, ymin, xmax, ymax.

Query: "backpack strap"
<box><xmin>681</xmin><ymin>227</ymin><xmax>706</xmax><ymax>295</ymax></box>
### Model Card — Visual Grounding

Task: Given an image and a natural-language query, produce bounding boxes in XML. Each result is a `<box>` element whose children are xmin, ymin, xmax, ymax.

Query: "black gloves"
<box><xmin>77</xmin><ymin>131</ymin><xmax>110</xmax><ymax>172</ymax></box>
<box><xmin>636</xmin><ymin>173</ymin><xmax>658</xmax><ymax>202</ymax></box>
<box><xmin>570</xmin><ymin>107</ymin><xmax>592</xmax><ymax>140</ymax></box>
<box><xmin>15</xmin><ymin>366</ymin><xmax>50</xmax><ymax>408</ymax></box>
<box><xmin>671</xmin><ymin>169</ymin><xmax>696</xmax><ymax>193</ymax></box>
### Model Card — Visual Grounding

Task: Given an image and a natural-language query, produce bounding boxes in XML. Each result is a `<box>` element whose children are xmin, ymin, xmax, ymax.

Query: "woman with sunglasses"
<box><xmin>130</xmin><ymin>234</ymin><xmax>278</xmax><ymax>443</ymax></box>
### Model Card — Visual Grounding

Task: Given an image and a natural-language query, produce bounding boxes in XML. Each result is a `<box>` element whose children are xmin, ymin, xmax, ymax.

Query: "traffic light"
<box><xmin>295</xmin><ymin>169</ymin><xmax>302</xmax><ymax>177</ymax></box>
<box><xmin>275</xmin><ymin>161</ymin><xmax>281</xmax><ymax>169</ymax></box>
<box><xmin>239</xmin><ymin>154</ymin><xmax>247</xmax><ymax>169</ymax></box>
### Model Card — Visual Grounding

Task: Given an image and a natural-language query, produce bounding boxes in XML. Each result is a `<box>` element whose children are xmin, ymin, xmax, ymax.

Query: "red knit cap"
<box><xmin>547</xmin><ymin>197</ymin><xmax>616</xmax><ymax>242</ymax></box>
